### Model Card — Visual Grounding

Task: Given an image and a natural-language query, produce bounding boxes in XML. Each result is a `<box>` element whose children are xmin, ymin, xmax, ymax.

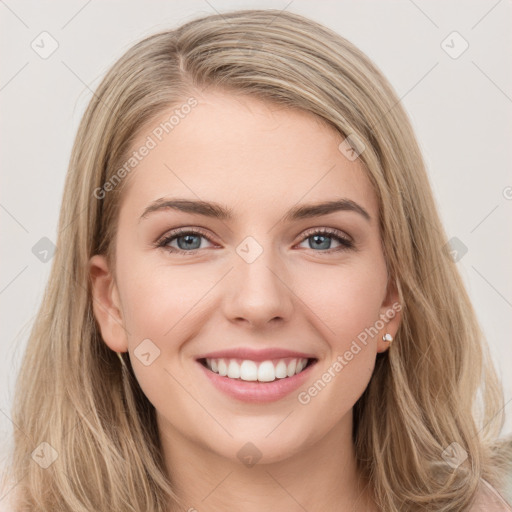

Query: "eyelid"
<box><xmin>299</xmin><ymin>226</ymin><xmax>353</xmax><ymax>244</ymax></box>
<box><xmin>155</xmin><ymin>225</ymin><xmax>354</xmax><ymax>253</ymax></box>
<box><xmin>155</xmin><ymin>226</ymin><xmax>217</xmax><ymax>248</ymax></box>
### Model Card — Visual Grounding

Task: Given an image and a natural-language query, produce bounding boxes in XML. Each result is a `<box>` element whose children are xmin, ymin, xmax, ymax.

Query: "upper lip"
<box><xmin>195</xmin><ymin>347</ymin><xmax>317</xmax><ymax>362</ymax></box>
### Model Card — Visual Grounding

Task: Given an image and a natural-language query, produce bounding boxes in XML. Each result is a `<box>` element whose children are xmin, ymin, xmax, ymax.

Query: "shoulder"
<box><xmin>468</xmin><ymin>479</ymin><xmax>512</xmax><ymax>512</ymax></box>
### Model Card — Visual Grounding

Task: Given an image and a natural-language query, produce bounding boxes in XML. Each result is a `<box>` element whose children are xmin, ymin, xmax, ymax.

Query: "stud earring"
<box><xmin>382</xmin><ymin>333</ymin><xmax>393</xmax><ymax>343</ymax></box>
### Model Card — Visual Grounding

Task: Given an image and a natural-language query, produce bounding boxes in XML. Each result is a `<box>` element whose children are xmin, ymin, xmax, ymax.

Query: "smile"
<box><xmin>196</xmin><ymin>357</ymin><xmax>318</xmax><ymax>403</ymax></box>
<box><xmin>199</xmin><ymin>357</ymin><xmax>315</xmax><ymax>382</ymax></box>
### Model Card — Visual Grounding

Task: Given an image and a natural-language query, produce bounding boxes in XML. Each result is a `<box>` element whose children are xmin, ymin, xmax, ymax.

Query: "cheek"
<box><xmin>295</xmin><ymin>271</ymin><xmax>383</xmax><ymax>417</ymax></box>
<box><xmin>116</xmin><ymin>263</ymin><xmax>208</xmax><ymax>409</ymax></box>
<box><xmin>298</xmin><ymin>259</ymin><xmax>387</xmax><ymax>345</ymax></box>
<box><xmin>117</xmin><ymin>253</ymin><xmax>209</xmax><ymax>343</ymax></box>
<box><xmin>293</xmin><ymin>255</ymin><xmax>386</xmax><ymax>406</ymax></box>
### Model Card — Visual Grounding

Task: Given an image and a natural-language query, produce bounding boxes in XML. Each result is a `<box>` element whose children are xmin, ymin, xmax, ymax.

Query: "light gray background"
<box><xmin>1</xmin><ymin>0</ymin><xmax>511</xmax><ymax>474</ymax></box>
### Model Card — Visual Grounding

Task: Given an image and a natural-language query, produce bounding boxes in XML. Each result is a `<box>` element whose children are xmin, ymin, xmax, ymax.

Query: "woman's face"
<box><xmin>90</xmin><ymin>90</ymin><xmax>400</xmax><ymax>465</ymax></box>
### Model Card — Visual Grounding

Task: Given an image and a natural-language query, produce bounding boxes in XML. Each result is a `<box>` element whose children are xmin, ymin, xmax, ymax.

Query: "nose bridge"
<box><xmin>223</xmin><ymin>233</ymin><xmax>293</xmax><ymax>324</ymax></box>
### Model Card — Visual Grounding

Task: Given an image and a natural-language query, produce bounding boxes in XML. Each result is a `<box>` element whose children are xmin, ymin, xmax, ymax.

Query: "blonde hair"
<box><xmin>3</xmin><ymin>9</ymin><xmax>510</xmax><ymax>511</ymax></box>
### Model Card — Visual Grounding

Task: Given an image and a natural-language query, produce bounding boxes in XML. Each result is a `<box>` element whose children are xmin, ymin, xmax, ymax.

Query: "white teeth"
<box><xmin>203</xmin><ymin>357</ymin><xmax>311</xmax><ymax>382</ymax></box>
<box><xmin>240</xmin><ymin>360</ymin><xmax>258</xmax><ymax>381</ymax></box>
<box><xmin>218</xmin><ymin>359</ymin><xmax>227</xmax><ymax>376</ymax></box>
<box><xmin>275</xmin><ymin>360</ymin><xmax>288</xmax><ymax>379</ymax></box>
<box><xmin>227</xmin><ymin>360</ymin><xmax>240</xmax><ymax>379</ymax></box>
<box><xmin>257</xmin><ymin>361</ymin><xmax>275</xmax><ymax>382</ymax></box>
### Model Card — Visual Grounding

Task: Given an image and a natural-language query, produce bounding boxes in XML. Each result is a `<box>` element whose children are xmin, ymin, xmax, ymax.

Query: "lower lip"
<box><xmin>196</xmin><ymin>359</ymin><xmax>317</xmax><ymax>403</ymax></box>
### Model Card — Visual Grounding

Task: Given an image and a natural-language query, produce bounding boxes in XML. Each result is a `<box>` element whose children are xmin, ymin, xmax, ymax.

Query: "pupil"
<box><xmin>179</xmin><ymin>234</ymin><xmax>200</xmax><ymax>250</ymax></box>
<box><xmin>312</xmin><ymin>234</ymin><xmax>330</xmax><ymax>250</ymax></box>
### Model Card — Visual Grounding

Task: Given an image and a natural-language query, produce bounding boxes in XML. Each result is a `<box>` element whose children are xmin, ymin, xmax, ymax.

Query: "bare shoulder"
<box><xmin>468</xmin><ymin>479</ymin><xmax>512</xmax><ymax>512</ymax></box>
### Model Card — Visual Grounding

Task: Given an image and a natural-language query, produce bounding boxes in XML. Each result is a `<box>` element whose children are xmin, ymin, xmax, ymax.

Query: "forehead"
<box><xmin>118</xmin><ymin>91</ymin><xmax>377</xmax><ymax>222</ymax></box>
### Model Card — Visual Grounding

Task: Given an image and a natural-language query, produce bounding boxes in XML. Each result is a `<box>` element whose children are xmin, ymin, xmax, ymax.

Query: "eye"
<box><xmin>155</xmin><ymin>227</ymin><xmax>354</xmax><ymax>255</ymax></box>
<box><xmin>155</xmin><ymin>228</ymin><xmax>216</xmax><ymax>254</ymax></box>
<box><xmin>296</xmin><ymin>228</ymin><xmax>354</xmax><ymax>253</ymax></box>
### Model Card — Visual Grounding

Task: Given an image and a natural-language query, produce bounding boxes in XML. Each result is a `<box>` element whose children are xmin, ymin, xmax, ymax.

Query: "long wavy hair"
<box><xmin>3</xmin><ymin>9</ymin><xmax>510</xmax><ymax>511</ymax></box>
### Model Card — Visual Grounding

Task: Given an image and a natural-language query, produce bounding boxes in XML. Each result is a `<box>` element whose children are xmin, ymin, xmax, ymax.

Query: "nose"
<box><xmin>221</xmin><ymin>244</ymin><xmax>294</xmax><ymax>329</ymax></box>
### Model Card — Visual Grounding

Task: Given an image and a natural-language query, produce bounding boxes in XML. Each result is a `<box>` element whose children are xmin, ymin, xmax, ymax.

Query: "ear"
<box><xmin>88</xmin><ymin>254</ymin><xmax>128</xmax><ymax>353</ymax></box>
<box><xmin>376</xmin><ymin>276</ymin><xmax>402</xmax><ymax>354</ymax></box>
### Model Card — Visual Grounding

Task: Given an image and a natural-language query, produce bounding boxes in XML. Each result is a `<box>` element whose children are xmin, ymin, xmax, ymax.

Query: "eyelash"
<box><xmin>155</xmin><ymin>227</ymin><xmax>354</xmax><ymax>255</ymax></box>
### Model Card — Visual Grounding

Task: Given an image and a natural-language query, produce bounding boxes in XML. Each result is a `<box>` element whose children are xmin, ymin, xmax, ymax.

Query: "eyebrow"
<box><xmin>139</xmin><ymin>197</ymin><xmax>371</xmax><ymax>223</ymax></box>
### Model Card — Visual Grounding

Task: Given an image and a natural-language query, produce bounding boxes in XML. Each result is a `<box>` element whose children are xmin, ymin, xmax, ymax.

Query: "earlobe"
<box><xmin>88</xmin><ymin>254</ymin><xmax>128</xmax><ymax>353</ymax></box>
<box><xmin>377</xmin><ymin>277</ymin><xmax>402</xmax><ymax>353</ymax></box>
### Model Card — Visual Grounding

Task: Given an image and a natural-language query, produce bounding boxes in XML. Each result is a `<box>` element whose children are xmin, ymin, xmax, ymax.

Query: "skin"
<box><xmin>89</xmin><ymin>90</ymin><xmax>402</xmax><ymax>512</ymax></box>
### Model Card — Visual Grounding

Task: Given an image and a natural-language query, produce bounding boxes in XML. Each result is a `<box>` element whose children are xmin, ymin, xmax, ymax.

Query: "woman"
<box><xmin>2</xmin><ymin>9</ymin><xmax>511</xmax><ymax>511</ymax></box>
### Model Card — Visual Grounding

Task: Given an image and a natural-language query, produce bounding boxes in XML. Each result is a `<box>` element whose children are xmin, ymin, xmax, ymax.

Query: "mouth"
<box><xmin>197</xmin><ymin>356</ymin><xmax>318</xmax><ymax>383</ymax></box>
<box><xmin>196</xmin><ymin>355</ymin><xmax>318</xmax><ymax>403</ymax></box>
